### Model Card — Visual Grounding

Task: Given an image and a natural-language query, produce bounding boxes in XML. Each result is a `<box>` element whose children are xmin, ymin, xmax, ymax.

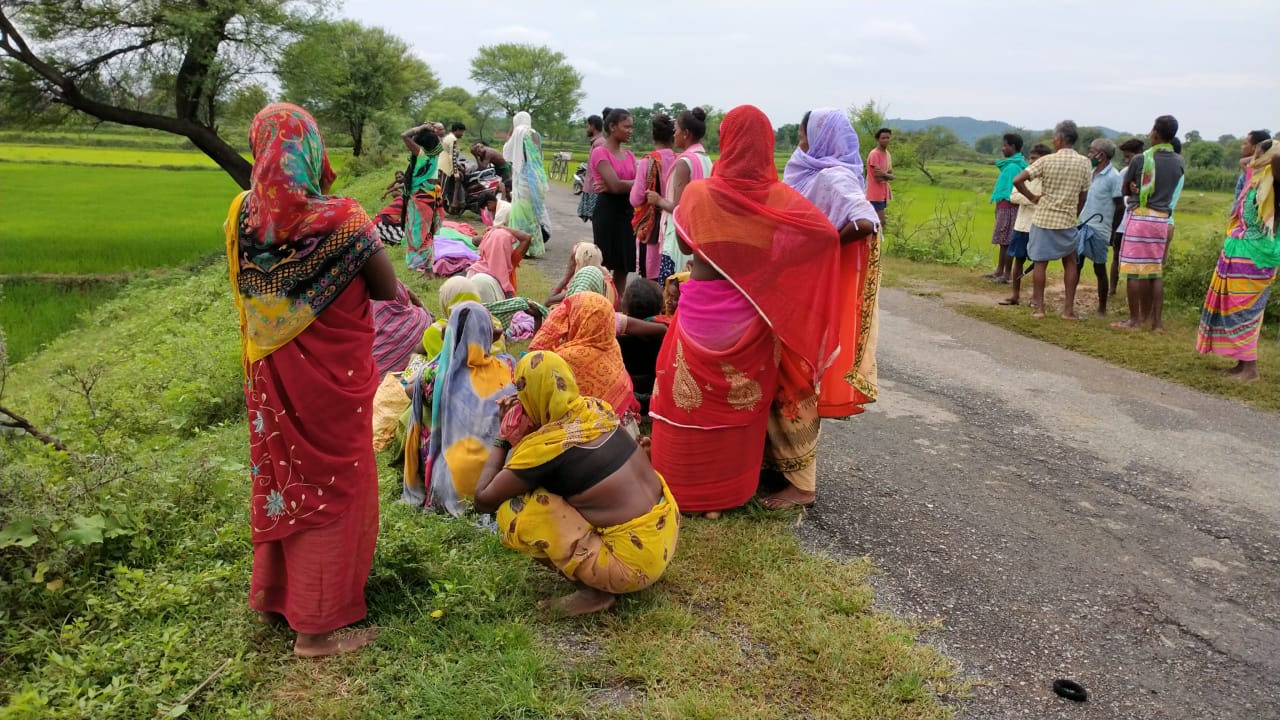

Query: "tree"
<box><xmin>1217</xmin><ymin>134</ymin><xmax>1237</xmax><ymax>146</ymax></box>
<box><xmin>1184</xmin><ymin>140</ymin><xmax>1224</xmax><ymax>169</ymax></box>
<box><xmin>901</xmin><ymin>126</ymin><xmax>959</xmax><ymax>184</ymax></box>
<box><xmin>974</xmin><ymin>133</ymin><xmax>1003</xmax><ymax>155</ymax></box>
<box><xmin>277</xmin><ymin>20</ymin><xmax>437</xmax><ymax>156</ymax></box>
<box><xmin>224</xmin><ymin>83</ymin><xmax>271</xmax><ymax>127</ymax></box>
<box><xmin>776</xmin><ymin>123</ymin><xmax>799</xmax><ymax>150</ymax></box>
<box><xmin>1186</xmin><ymin>129</ymin><xmax>1202</xmax><ymax>143</ymax></box>
<box><xmin>469</xmin><ymin>92</ymin><xmax>505</xmax><ymax>144</ymax></box>
<box><xmin>1076</xmin><ymin>126</ymin><xmax>1106</xmax><ymax>153</ymax></box>
<box><xmin>0</xmin><ymin>1</ymin><xmax>324</xmax><ymax>189</ymax></box>
<box><xmin>849</xmin><ymin>99</ymin><xmax>888</xmax><ymax>156</ymax></box>
<box><xmin>420</xmin><ymin>86</ymin><xmax>474</xmax><ymax>133</ymax></box>
<box><xmin>469</xmin><ymin>43</ymin><xmax>584</xmax><ymax>128</ymax></box>
<box><xmin>1221</xmin><ymin>139</ymin><xmax>1244</xmax><ymax>168</ymax></box>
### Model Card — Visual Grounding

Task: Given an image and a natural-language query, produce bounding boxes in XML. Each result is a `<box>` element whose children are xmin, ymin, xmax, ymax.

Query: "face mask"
<box><xmin>1090</xmin><ymin>155</ymin><xmax>1102</xmax><ymax>168</ymax></box>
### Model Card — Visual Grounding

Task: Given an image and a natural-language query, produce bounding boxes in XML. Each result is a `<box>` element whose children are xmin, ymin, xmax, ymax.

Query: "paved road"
<box><xmin>534</xmin><ymin>184</ymin><xmax>1280</xmax><ymax>720</ymax></box>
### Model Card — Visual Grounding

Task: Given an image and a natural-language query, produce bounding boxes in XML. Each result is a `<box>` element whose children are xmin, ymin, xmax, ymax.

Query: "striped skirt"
<box><xmin>1119</xmin><ymin>209</ymin><xmax>1172</xmax><ymax>278</ymax></box>
<box><xmin>1196</xmin><ymin>249</ymin><xmax>1276</xmax><ymax>361</ymax></box>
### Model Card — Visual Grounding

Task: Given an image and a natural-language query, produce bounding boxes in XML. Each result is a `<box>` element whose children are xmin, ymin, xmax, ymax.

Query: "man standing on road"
<box><xmin>440</xmin><ymin>122</ymin><xmax>466</xmax><ymax>209</ymax></box>
<box><xmin>1012</xmin><ymin>120</ymin><xmax>1092</xmax><ymax>319</ymax></box>
<box><xmin>1075</xmin><ymin>138</ymin><xmax>1124</xmax><ymax>317</ymax></box>
<box><xmin>988</xmin><ymin>133</ymin><xmax>1026</xmax><ymax>283</ymax></box>
<box><xmin>1113</xmin><ymin>115</ymin><xmax>1185</xmax><ymax>332</ymax></box>
<box><xmin>866</xmin><ymin>127</ymin><xmax>894</xmax><ymax>227</ymax></box>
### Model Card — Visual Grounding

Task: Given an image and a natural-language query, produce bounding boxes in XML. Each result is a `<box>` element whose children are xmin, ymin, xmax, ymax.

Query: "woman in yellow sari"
<box><xmin>473</xmin><ymin>351</ymin><xmax>679</xmax><ymax>616</ymax></box>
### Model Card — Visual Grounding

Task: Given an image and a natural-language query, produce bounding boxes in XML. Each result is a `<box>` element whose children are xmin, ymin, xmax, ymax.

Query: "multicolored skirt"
<box><xmin>1196</xmin><ymin>249</ymin><xmax>1276</xmax><ymax>361</ymax></box>
<box><xmin>992</xmin><ymin>202</ymin><xmax>1017</xmax><ymax>245</ymax></box>
<box><xmin>1119</xmin><ymin>209</ymin><xmax>1171</xmax><ymax>278</ymax></box>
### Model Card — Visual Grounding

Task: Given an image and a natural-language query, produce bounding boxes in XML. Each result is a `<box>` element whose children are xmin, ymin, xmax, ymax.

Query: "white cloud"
<box><xmin>481</xmin><ymin>25</ymin><xmax>553</xmax><ymax>44</ymax></box>
<box><xmin>862</xmin><ymin>20</ymin><xmax>928</xmax><ymax>48</ymax></box>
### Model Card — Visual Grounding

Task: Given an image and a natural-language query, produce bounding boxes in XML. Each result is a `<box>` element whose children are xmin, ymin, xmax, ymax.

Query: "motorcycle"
<box><xmin>572</xmin><ymin>161</ymin><xmax>587</xmax><ymax>195</ymax></box>
<box><xmin>444</xmin><ymin>158</ymin><xmax>504</xmax><ymax>217</ymax></box>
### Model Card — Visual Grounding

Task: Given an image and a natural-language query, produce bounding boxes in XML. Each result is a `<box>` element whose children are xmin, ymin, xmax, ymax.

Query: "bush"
<box><xmin>1165</xmin><ymin>231</ymin><xmax>1280</xmax><ymax>326</ymax></box>
<box><xmin>1183</xmin><ymin>167</ymin><xmax>1238</xmax><ymax>193</ymax></box>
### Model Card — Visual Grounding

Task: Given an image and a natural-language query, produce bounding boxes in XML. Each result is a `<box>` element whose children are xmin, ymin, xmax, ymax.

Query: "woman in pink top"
<box><xmin>630</xmin><ymin>113</ymin><xmax>677</xmax><ymax>280</ymax></box>
<box><xmin>646</xmin><ymin>108</ymin><xmax>713</xmax><ymax>284</ymax></box>
<box><xmin>591</xmin><ymin>109</ymin><xmax>638</xmax><ymax>297</ymax></box>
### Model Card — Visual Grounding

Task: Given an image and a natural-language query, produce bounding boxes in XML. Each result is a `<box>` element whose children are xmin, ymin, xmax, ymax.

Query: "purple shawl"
<box><xmin>783</xmin><ymin>108</ymin><xmax>879</xmax><ymax>230</ymax></box>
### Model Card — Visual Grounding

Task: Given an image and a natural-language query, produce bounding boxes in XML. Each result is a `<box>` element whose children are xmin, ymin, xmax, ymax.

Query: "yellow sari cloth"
<box><xmin>497</xmin><ymin>351</ymin><xmax>679</xmax><ymax>593</ymax></box>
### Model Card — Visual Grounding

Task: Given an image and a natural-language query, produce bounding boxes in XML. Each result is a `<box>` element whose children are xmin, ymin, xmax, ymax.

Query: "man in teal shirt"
<box><xmin>988</xmin><ymin>133</ymin><xmax>1027</xmax><ymax>282</ymax></box>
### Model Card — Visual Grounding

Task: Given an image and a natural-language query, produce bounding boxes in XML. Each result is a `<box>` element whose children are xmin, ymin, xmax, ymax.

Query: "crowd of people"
<box><xmin>227</xmin><ymin>98</ymin><xmax>1276</xmax><ymax>657</ymax></box>
<box><xmin>982</xmin><ymin>116</ymin><xmax>1278</xmax><ymax>380</ymax></box>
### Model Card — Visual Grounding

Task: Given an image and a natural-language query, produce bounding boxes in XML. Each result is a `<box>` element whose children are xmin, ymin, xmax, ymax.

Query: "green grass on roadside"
<box><xmin>882</xmin><ymin>256</ymin><xmax>1280</xmax><ymax>412</ymax></box>
<box><xmin>1</xmin><ymin>262</ymin><xmax>956</xmax><ymax>720</ymax></box>
<box><xmin>0</xmin><ymin>143</ymin><xmax>238</xmax><ymax>168</ymax></box>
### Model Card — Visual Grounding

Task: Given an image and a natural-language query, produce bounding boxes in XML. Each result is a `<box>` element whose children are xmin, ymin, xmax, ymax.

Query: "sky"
<box><xmin>340</xmin><ymin>0</ymin><xmax>1277</xmax><ymax>138</ymax></box>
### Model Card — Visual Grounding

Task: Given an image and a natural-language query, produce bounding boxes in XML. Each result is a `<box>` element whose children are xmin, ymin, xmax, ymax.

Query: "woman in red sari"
<box><xmin>649</xmin><ymin>105</ymin><xmax>842</xmax><ymax>517</ymax></box>
<box><xmin>227</xmin><ymin>103</ymin><xmax>398</xmax><ymax>657</ymax></box>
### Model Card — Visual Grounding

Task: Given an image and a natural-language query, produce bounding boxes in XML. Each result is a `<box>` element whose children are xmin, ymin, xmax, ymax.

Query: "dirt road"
<box><xmin>531</xmin><ymin>184</ymin><xmax>1280</xmax><ymax>720</ymax></box>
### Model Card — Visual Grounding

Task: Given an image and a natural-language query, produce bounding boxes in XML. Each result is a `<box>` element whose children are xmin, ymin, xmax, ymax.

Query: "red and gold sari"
<box><xmin>649</xmin><ymin>105</ymin><xmax>842</xmax><ymax>511</ymax></box>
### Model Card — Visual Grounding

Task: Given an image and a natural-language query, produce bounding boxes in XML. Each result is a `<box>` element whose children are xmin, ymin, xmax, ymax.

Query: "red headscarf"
<box><xmin>673</xmin><ymin>105</ymin><xmax>842</xmax><ymax>383</ymax></box>
<box><xmin>243</xmin><ymin>102</ymin><xmax>356</xmax><ymax>248</ymax></box>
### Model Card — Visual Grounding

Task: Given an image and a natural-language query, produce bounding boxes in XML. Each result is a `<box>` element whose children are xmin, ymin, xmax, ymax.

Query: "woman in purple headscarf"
<box><xmin>771</xmin><ymin>108</ymin><xmax>882</xmax><ymax>508</ymax></box>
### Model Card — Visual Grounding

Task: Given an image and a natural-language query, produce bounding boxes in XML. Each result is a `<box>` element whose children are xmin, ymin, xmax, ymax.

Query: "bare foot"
<box><xmin>1227</xmin><ymin>369</ymin><xmax>1260</xmax><ymax>382</ymax></box>
<box><xmin>257</xmin><ymin>611</ymin><xmax>285</xmax><ymax>626</ymax></box>
<box><xmin>548</xmin><ymin>588</ymin><xmax>616</xmax><ymax>617</ymax></box>
<box><xmin>638</xmin><ymin>436</ymin><xmax>652</xmax><ymax>459</ymax></box>
<box><xmin>1095</xmin><ymin>310</ymin><xmax>1108</xmax><ymax>318</ymax></box>
<box><xmin>759</xmin><ymin>486</ymin><xmax>815</xmax><ymax>510</ymax></box>
<box><xmin>1031</xmin><ymin>309</ymin><xmax>1046</xmax><ymax>319</ymax></box>
<box><xmin>998</xmin><ymin>298</ymin><xmax>1019</xmax><ymax>306</ymax></box>
<box><xmin>1151</xmin><ymin>325</ymin><xmax>1165</xmax><ymax>334</ymax></box>
<box><xmin>702</xmin><ymin>511</ymin><xmax>722</xmax><ymax>519</ymax></box>
<box><xmin>1061</xmin><ymin>313</ymin><xmax>1081</xmax><ymax>321</ymax></box>
<box><xmin>1110</xmin><ymin>320</ymin><xmax>1139</xmax><ymax>330</ymax></box>
<box><xmin>293</xmin><ymin>627</ymin><xmax>379</xmax><ymax>658</ymax></box>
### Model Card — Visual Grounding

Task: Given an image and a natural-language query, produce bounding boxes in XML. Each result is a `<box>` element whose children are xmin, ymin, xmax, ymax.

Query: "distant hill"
<box><xmin>887</xmin><ymin>116</ymin><xmax>1125</xmax><ymax>146</ymax></box>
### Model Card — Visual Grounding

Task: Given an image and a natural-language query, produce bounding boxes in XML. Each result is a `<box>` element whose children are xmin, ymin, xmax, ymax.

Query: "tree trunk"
<box><xmin>352</xmin><ymin>125</ymin><xmax>363</xmax><ymax>157</ymax></box>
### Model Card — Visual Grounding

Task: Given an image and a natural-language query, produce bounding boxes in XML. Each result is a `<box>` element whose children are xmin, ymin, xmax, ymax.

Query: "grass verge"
<box><xmin>0</xmin><ymin>277</ymin><xmax>122</xmax><ymax>362</ymax></box>
<box><xmin>882</xmin><ymin>256</ymin><xmax>1279</xmax><ymax>413</ymax></box>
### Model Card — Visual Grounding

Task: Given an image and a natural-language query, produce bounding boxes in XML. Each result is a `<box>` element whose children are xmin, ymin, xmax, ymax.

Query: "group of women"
<box><xmin>586</xmin><ymin>106</ymin><xmax>714</xmax><ymax>297</ymax></box>
<box><xmin>385</xmin><ymin>113</ymin><xmax>552</xmax><ymax>277</ymax></box>
<box><xmin>230</xmin><ymin>100</ymin><xmax>885</xmax><ymax>658</ymax></box>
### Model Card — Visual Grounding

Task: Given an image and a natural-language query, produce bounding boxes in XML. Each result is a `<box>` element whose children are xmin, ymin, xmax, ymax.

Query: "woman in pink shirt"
<box><xmin>591</xmin><ymin>109</ymin><xmax>638</xmax><ymax>296</ymax></box>
<box><xmin>630</xmin><ymin>113</ymin><xmax>677</xmax><ymax>280</ymax></box>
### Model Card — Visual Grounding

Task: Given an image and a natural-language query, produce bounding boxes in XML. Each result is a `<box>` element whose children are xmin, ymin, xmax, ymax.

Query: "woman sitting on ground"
<box><xmin>468</xmin><ymin>221</ymin><xmax>532</xmax><ymax>301</ymax></box>
<box><xmin>529</xmin><ymin>292</ymin><xmax>642</xmax><ymax>432</ymax></box>
<box><xmin>474</xmin><ymin>351</ymin><xmax>680</xmax><ymax>616</ymax></box>
<box><xmin>372</xmin><ymin>280</ymin><xmax>433</xmax><ymax>378</ymax></box>
<box><xmin>616</xmin><ymin>279</ymin><xmax>669</xmax><ymax>416</ymax></box>
<box><xmin>547</xmin><ymin>242</ymin><xmax>619</xmax><ymax>306</ymax></box>
<box><xmin>403</xmin><ymin>302</ymin><xmax>514</xmax><ymax>515</ymax></box>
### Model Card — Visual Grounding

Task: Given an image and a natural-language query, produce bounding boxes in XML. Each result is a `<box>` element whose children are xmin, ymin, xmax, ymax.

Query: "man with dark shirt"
<box><xmin>1113</xmin><ymin>115</ymin><xmax>1185</xmax><ymax>332</ymax></box>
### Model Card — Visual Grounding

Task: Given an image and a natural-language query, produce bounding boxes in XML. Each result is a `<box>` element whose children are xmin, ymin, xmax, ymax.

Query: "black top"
<box><xmin>511</xmin><ymin>429</ymin><xmax>635</xmax><ymax>497</ymax></box>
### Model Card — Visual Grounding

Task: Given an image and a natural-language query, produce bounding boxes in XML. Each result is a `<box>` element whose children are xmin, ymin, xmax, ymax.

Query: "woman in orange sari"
<box><xmin>228</xmin><ymin>103</ymin><xmax>398</xmax><ymax>657</ymax></box>
<box><xmin>649</xmin><ymin>105</ymin><xmax>842</xmax><ymax>516</ymax></box>
<box><xmin>776</xmin><ymin>108</ymin><xmax>881</xmax><ymax>508</ymax></box>
<box><xmin>529</xmin><ymin>292</ymin><xmax>641</xmax><ymax>430</ymax></box>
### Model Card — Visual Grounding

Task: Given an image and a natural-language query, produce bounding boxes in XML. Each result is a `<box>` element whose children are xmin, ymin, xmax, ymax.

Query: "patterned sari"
<box><xmin>404</xmin><ymin>145</ymin><xmax>443</xmax><ymax>272</ymax></box>
<box><xmin>1197</xmin><ymin>149</ymin><xmax>1279</xmax><ymax>361</ymax></box>
<box><xmin>504</xmin><ymin>112</ymin><xmax>551</xmax><ymax>257</ymax></box>
<box><xmin>228</xmin><ymin>103</ymin><xmax>383</xmax><ymax>635</ymax></box>
<box><xmin>496</xmin><ymin>351</ymin><xmax>679</xmax><ymax>594</ymax></box>
<box><xmin>650</xmin><ymin>106</ymin><xmax>842</xmax><ymax>511</ymax></box>
<box><xmin>403</xmin><ymin>302</ymin><xmax>515</xmax><ymax>515</ymax></box>
<box><xmin>530</xmin><ymin>293</ymin><xmax>640</xmax><ymax>420</ymax></box>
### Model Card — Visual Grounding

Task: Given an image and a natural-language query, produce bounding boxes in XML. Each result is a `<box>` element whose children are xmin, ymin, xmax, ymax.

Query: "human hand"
<box><xmin>645</xmin><ymin>190</ymin><xmax>662</xmax><ymax>206</ymax></box>
<box><xmin>525</xmin><ymin>299</ymin><xmax>544</xmax><ymax>317</ymax></box>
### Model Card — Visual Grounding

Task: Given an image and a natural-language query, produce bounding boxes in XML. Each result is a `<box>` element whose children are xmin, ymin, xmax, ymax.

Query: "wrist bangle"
<box><xmin>493</xmin><ymin>438</ymin><xmax>512</xmax><ymax>450</ymax></box>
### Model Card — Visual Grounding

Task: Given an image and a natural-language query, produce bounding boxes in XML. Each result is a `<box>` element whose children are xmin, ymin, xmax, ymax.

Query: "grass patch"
<box><xmin>0</xmin><ymin>143</ymin><xmax>236</xmax><ymax>169</ymax></box>
<box><xmin>2</xmin><ymin>261</ymin><xmax>955</xmax><ymax>719</ymax></box>
<box><xmin>0</xmin><ymin>162</ymin><xmax>239</xmax><ymax>274</ymax></box>
<box><xmin>0</xmin><ymin>278</ymin><xmax>122</xmax><ymax>362</ymax></box>
<box><xmin>881</xmin><ymin>256</ymin><xmax>1280</xmax><ymax>412</ymax></box>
